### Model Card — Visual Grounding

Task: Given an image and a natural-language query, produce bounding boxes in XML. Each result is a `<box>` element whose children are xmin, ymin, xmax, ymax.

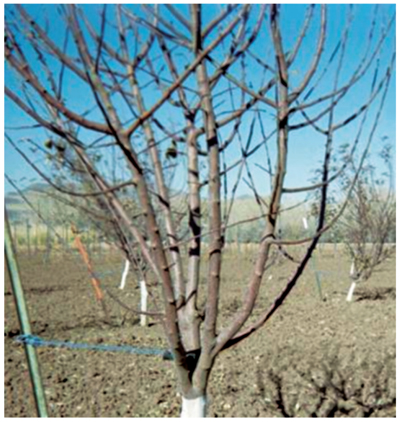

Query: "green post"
<box><xmin>13</xmin><ymin>222</ymin><xmax>18</xmax><ymax>254</ymax></box>
<box><xmin>26</xmin><ymin>219</ymin><xmax>31</xmax><ymax>256</ymax></box>
<box><xmin>43</xmin><ymin>225</ymin><xmax>51</xmax><ymax>264</ymax></box>
<box><xmin>4</xmin><ymin>210</ymin><xmax>48</xmax><ymax>417</ymax></box>
<box><xmin>334</xmin><ymin>234</ymin><xmax>337</xmax><ymax>257</ymax></box>
<box><xmin>236</xmin><ymin>225</ymin><xmax>241</xmax><ymax>253</ymax></box>
<box><xmin>303</xmin><ymin>217</ymin><xmax>323</xmax><ymax>301</ymax></box>
<box><xmin>34</xmin><ymin>222</ymin><xmax>38</xmax><ymax>254</ymax></box>
<box><xmin>310</xmin><ymin>255</ymin><xmax>323</xmax><ymax>301</ymax></box>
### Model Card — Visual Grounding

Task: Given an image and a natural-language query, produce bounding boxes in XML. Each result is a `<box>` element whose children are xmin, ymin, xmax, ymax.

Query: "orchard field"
<box><xmin>4</xmin><ymin>245</ymin><xmax>396</xmax><ymax>417</ymax></box>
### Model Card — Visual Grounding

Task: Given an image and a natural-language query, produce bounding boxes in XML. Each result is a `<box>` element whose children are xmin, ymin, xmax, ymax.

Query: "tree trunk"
<box><xmin>140</xmin><ymin>280</ymin><xmax>148</xmax><ymax>327</ymax></box>
<box><xmin>119</xmin><ymin>259</ymin><xmax>130</xmax><ymax>290</ymax></box>
<box><xmin>180</xmin><ymin>395</ymin><xmax>207</xmax><ymax>417</ymax></box>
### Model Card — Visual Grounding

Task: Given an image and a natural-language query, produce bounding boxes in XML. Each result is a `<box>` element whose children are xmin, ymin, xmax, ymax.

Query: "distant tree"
<box><xmin>5</xmin><ymin>4</ymin><xmax>394</xmax><ymax>417</ymax></box>
<box><xmin>340</xmin><ymin>143</ymin><xmax>395</xmax><ymax>301</ymax></box>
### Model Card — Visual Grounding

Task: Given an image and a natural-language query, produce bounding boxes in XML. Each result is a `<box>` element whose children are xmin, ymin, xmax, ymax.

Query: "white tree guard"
<box><xmin>302</xmin><ymin>217</ymin><xmax>308</xmax><ymax>230</ymax></box>
<box><xmin>140</xmin><ymin>280</ymin><xmax>148</xmax><ymax>327</ymax></box>
<box><xmin>181</xmin><ymin>396</ymin><xmax>207</xmax><ymax>418</ymax></box>
<box><xmin>119</xmin><ymin>259</ymin><xmax>130</xmax><ymax>290</ymax></box>
<box><xmin>347</xmin><ymin>281</ymin><xmax>356</xmax><ymax>302</ymax></box>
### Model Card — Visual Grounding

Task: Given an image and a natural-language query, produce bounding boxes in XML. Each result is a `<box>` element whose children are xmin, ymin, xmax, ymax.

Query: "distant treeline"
<box><xmin>5</xmin><ymin>187</ymin><xmax>396</xmax><ymax>248</ymax></box>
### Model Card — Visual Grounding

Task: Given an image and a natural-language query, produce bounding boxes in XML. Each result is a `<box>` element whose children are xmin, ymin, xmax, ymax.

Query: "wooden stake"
<box><xmin>71</xmin><ymin>224</ymin><xmax>109</xmax><ymax>322</ymax></box>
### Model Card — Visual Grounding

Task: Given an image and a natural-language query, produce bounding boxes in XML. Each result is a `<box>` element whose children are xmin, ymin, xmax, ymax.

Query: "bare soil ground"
<box><xmin>4</xmin><ymin>245</ymin><xmax>396</xmax><ymax>417</ymax></box>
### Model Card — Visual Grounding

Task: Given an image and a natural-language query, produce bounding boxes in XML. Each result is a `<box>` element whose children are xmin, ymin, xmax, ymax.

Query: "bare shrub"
<box><xmin>256</xmin><ymin>350</ymin><xmax>396</xmax><ymax>417</ymax></box>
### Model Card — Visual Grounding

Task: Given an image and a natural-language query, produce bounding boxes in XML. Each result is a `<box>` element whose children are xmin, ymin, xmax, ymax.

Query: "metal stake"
<box><xmin>5</xmin><ymin>210</ymin><xmax>48</xmax><ymax>417</ymax></box>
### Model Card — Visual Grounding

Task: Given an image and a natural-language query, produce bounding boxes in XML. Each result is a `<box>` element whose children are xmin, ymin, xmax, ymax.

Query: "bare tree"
<box><xmin>5</xmin><ymin>4</ymin><xmax>394</xmax><ymax>417</ymax></box>
<box><xmin>339</xmin><ymin>143</ymin><xmax>396</xmax><ymax>302</ymax></box>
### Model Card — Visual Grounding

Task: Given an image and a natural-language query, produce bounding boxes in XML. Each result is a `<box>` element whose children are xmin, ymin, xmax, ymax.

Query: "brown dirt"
<box><xmin>4</xmin><ymin>245</ymin><xmax>396</xmax><ymax>417</ymax></box>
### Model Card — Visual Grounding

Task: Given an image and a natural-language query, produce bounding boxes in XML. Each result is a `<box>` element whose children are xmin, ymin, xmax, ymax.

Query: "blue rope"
<box><xmin>15</xmin><ymin>334</ymin><xmax>174</xmax><ymax>361</ymax></box>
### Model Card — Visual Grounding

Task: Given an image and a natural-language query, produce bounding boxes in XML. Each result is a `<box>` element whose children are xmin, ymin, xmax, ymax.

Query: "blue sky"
<box><xmin>4</xmin><ymin>4</ymin><xmax>396</xmax><ymax>204</ymax></box>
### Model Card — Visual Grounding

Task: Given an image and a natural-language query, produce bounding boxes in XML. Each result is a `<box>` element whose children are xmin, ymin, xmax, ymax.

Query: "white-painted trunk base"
<box><xmin>347</xmin><ymin>281</ymin><xmax>356</xmax><ymax>302</ymax></box>
<box><xmin>181</xmin><ymin>396</ymin><xmax>207</xmax><ymax>418</ymax></box>
<box><xmin>119</xmin><ymin>259</ymin><xmax>130</xmax><ymax>290</ymax></box>
<box><xmin>140</xmin><ymin>280</ymin><xmax>148</xmax><ymax>327</ymax></box>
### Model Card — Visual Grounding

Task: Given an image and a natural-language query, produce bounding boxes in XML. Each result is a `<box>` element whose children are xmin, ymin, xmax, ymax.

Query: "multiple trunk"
<box><xmin>5</xmin><ymin>3</ymin><xmax>394</xmax><ymax>418</ymax></box>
